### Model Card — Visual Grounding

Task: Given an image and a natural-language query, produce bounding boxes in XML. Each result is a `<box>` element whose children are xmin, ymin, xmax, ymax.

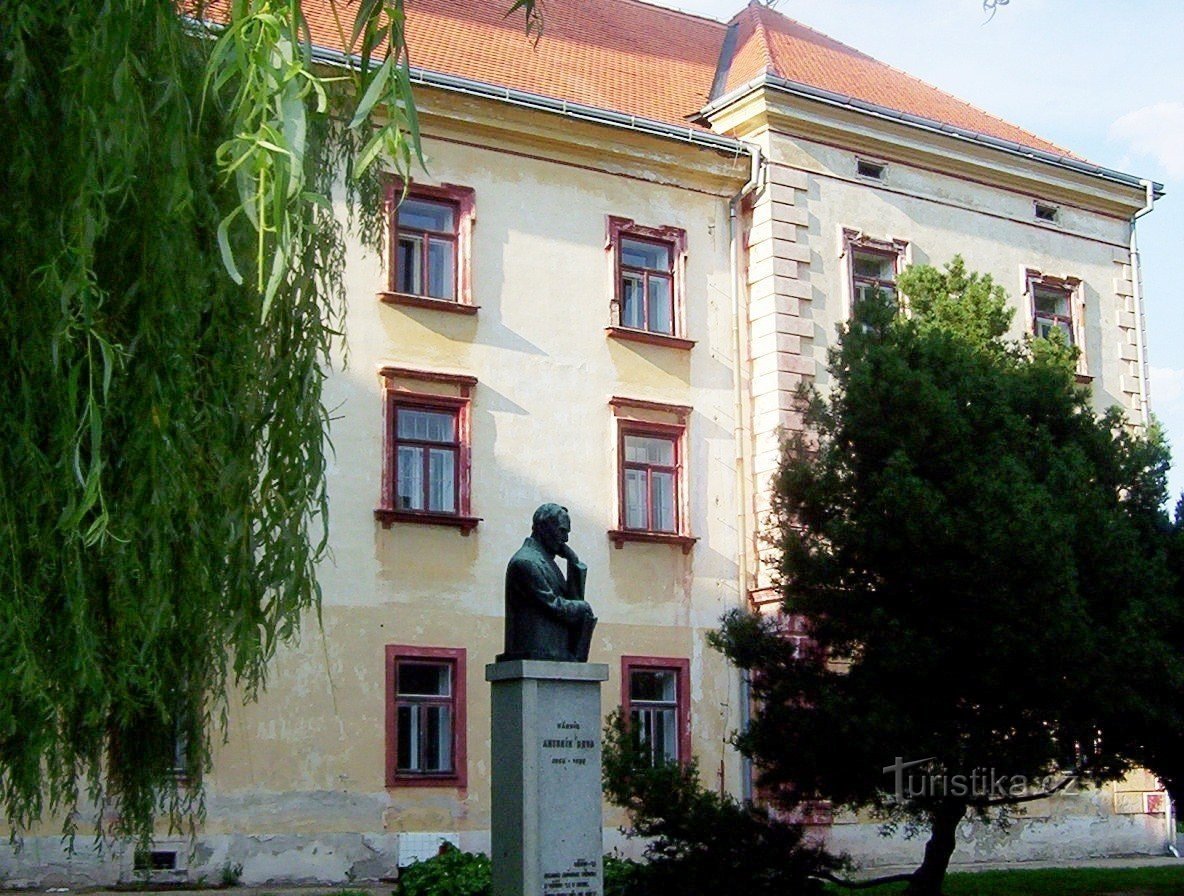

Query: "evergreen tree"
<box><xmin>714</xmin><ymin>259</ymin><xmax>1184</xmax><ymax>895</ymax></box>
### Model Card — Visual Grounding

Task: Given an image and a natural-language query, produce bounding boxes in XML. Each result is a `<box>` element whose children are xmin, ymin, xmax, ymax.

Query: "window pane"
<box><xmin>424</xmin><ymin>705</ymin><xmax>452</xmax><ymax>772</ymax></box>
<box><xmin>398</xmin><ymin>198</ymin><xmax>454</xmax><ymax>233</ymax></box>
<box><xmin>631</xmin><ymin>669</ymin><xmax>677</xmax><ymax>703</ymax></box>
<box><xmin>853</xmin><ymin>250</ymin><xmax>893</xmax><ymax>281</ymax></box>
<box><xmin>621</xmin><ymin>273</ymin><xmax>644</xmax><ymax>329</ymax></box>
<box><xmin>397</xmin><ymin>704</ymin><xmax>416</xmax><ymax>770</ymax></box>
<box><xmin>624</xmin><ymin>469</ymin><xmax>647</xmax><ymax>529</ymax></box>
<box><xmin>655</xmin><ymin>707</ymin><xmax>677</xmax><ymax>763</ymax></box>
<box><xmin>397</xmin><ymin>409</ymin><xmax>455</xmax><ymax>443</ymax></box>
<box><xmin>624</xmin><ymin>435</ymin><xmax>674</xmax><ymax>466</ymax></box>
<box><xmin>398</xmin><ymin>662</ymin><xmax>450</xmax><ymax>696</ymax></box>
<box><xmin>427</xmin><ymin>238</ymin><xmax>455</xmax><ymax>300</ymax></box>
<box><xmin>397</xmin><ymin>445</ymin><xmax>424</xmax><ymax>510</ymax></box>
<box><xmin>630</xmin><ymin>707</ymin><xmax>676</xmax><ymax>765</ymax></box>
<box><xmin>428</xmin><ymin>448</ymin><xmax>456</xmax><ymax>513</ymax></box>
<box><xmin>1034</xmin><ymin>287</ymin><xmax>1070</xmax><ymax>317</ymax></box>
<box><xmin>630</xmin><ymin>708</ymin><xmax>651</xmax><ymax>759</ymax></box>
<box><xmin>647</xmin><ymin>275</ymin><xmax>673</xmax><ymax>335</ymax></box>
<box><xmin>651</xmin><ymin>471</ymin><xmax>676</xmax><ymax>533</ymax></box>
<box><xmin>1037</xmin><ymin>318</ymin><xmax>1074</xmax><ymax>343</ymax></box>
<box><xmin>397</xmin><ymin>235</ymin><xmax>422</xmax><ymax>294</ymax></box>
<box><xmin>621</xmin><ymin>237</ymin><xmax>671</xmax><ymax>272</ymax></box>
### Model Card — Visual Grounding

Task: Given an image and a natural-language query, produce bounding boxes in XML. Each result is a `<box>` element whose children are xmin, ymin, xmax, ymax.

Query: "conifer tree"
<box><xmin>714</xmin><ymin>259</ymin><xmax>1184</xmax><ymax>895</ymax></box>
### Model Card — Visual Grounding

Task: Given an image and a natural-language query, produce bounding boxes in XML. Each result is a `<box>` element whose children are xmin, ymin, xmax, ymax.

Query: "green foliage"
<box><xmin>0</xmin><ymin>0</ymin><xmax>345</xmax><ymax>844</ymax></box>
<box><xmin>220</xmin><ymin>861</ymin><xmax>244</xmax><ymax>886</ymax></box>
<box><xmin>199</xmin><ymin>0</ymin><xmax>419</xmax><ymax>313</ymax></box>
<box><xmin>714</xmin><ymin>258</ymin><xmax>1183</xmax><ymax>893</ymax></box>
<box><xmin>395</xmin><ymin>843</ymin><xmax>491</xmax><ymax>896</ymax></box>
<box><xmin>602</xmin><ymin>710</ymin><xmax>836</xmax><ymax>896</ymax></box>
<box><xmin>823</xmin><ymin>865</ymin><xmax>1184</xmax><ymax>896</ymax></box>
<box><xmin>602</xmin><ymin>853</ymin><xmax>645</xmax><ymax>896</ymax></box>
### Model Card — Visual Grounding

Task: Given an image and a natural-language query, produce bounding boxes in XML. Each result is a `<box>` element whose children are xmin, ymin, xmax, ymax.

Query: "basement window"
<box><xmin>856</xmin><ymin>159</ymin><xmax>886</xmax><ymax>181</ymax></box>
<box><xmin>134</xmin><ymin>850</ymin><xmax>178</xmax><ymax>871</ymax></box>
<box><xmin>1034</xmin><ymin>202</ymin><xmax>1059</xmax><ymax>223</ymax></box>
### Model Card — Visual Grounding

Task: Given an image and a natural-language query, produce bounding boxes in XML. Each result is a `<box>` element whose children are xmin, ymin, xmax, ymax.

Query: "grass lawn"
<box><xmin>825</xmin><ymin>865</ymin><xmax>1184</xmax><ymax>895</ymax></box>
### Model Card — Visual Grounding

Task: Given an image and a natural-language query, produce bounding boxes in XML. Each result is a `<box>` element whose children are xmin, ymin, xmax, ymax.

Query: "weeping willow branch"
<box><xmin>1</xmin><ymin>0</ymin><xmax>336</xmax><ymax>848</ymax></box>
<box><xmin>1</xmin><ymin>0</ymin><xmax>539</xmax><ymax>850</ymax></box>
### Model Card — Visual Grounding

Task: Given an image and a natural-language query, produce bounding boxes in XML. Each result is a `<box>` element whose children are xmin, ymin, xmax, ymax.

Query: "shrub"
<box><xmin>602</xmin><ymin>710</ymin><xmax>838</xmax><ymax>896</ymax></box>
<box><xmin>395</xmin><ymin>843</ymin><xmax>491</xmax><ymax>896</ymax></box>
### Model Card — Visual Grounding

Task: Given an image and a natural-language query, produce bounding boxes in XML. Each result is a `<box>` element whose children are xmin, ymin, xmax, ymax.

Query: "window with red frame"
<box><xmin>393</xmin><ymin>403</ymin><xmax>461</xmax><ymax>514</ymax></box>
<box><xmin>386</xmin><ymin>646</ymin><xmax>466</xmax><ymax>787</ymax></box>
<box><xmin>622</xmin><ymin>656</ymin><xmax>689</xmax><ymax>767</ymax></box>
<box><xmin>384</xmin><ymin>182</ymin><xmax>475</xmax><ymax>311</ymax></box>
<box><xmin>844</xmin><ymin>230</ymin><xmax>907</xmax><ymax>318</ymax></box>
<box><xmin>620</xmin><ymin>237</ymin><xmax>675</xmax><ymax>335</ymax></box>
<box><xmin>850</xmin><ymin>245</ymin><xmax>899</xmax><ymax>309</ymax></box>
<box><xmin>395</xmin><ymin>197</ymin><xmax>458</xmax><ymax>301</ymax></box>
<box><xmin>621</xmin><ymin>429</ymin><xmax>679</xmax><ymax>533</ymax></box>
<box><xmin>376</xmin><ymin>368</ymin><xmax>478</xmax><ymax>532</ymax></box>
<box><xmin>1032</xmin><ymin>281</ymin><xmax>1074</xmax><ymax>344</ymax></box>
<box><xmin>607</xmin><ymin>217</ymin><xmax>686</xmax><ymax>341</ymax></box>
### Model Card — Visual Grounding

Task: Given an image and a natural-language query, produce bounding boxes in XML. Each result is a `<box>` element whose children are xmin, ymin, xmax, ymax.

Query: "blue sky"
<box><xmin>661</xmin><ymin>0</ymin><xmax>1184</xmax><ymax>505</ymax></box>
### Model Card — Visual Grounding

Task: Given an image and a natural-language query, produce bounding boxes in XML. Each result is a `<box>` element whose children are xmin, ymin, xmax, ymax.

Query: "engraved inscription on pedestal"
<box><xmin>488</xmin><ymin>660</ymin><xmax>608</xmax><ymax>896</ymax></box>
<box><xmin>541</xmin><ymin>858</ymin><xmax>599</xmax><ymax>896</ymax></box>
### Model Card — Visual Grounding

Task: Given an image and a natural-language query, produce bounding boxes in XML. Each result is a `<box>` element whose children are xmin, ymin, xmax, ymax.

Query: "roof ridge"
<box><xmin>754</xmin><ymin>3</ymin><xmax>1077</xmax><ymax>158</ymax></box>
<box><xmin>746</xmin><ymin>0</ymin><xmax>775</xmax><ymax>75</ymax></box>
<box><xmin>608</xmin><ymin>0</ymin><xmax>730</xmax><ymax>28</ymax></box>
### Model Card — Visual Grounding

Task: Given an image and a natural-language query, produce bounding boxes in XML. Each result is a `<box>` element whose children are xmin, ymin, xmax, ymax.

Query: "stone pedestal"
<box><xmin>486</xmin><ymin>660</ymin><xmax>609</xmax><ymax>896</ymax></box>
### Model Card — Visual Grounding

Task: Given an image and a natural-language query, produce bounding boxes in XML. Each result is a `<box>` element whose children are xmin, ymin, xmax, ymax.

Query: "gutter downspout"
<box><xmin>729</xmin><ymin>142</ymin><xmax>763</xmax><ymax>803</ymax></box>
<box><xmin>1127</xmin><ymin>180</ymin><xmax>1174</xmax><ymax>854</ymax></box>
<box><xmin>1130</xmin><ymin>179</ymin><xmax>1155</xmax><ymax>428</ymax></box>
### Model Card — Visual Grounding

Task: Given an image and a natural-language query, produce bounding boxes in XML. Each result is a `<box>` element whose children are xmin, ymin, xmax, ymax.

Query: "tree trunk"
<box><xmin>905</xmin><ymin>801</ymin><xmax>966</xmax><ymax>896</ymax></box>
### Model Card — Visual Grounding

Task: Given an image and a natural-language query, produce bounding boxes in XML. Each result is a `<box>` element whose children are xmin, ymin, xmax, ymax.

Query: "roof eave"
<box><xmin>701</xmin><ymin>73</ymin><xmax>1165</xmax><ymax>200</ymax></box>
<box><xmin>305</xmin><ymin>44</ymin><xmax>752</xmax><ymax>158</ymax></box>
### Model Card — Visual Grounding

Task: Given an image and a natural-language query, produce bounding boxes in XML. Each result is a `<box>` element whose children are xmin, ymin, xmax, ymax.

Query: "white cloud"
<box><xmin>1109</xmin><ymin>102</ymin><xmax>1184</xmax><ymax>179</ymax></box>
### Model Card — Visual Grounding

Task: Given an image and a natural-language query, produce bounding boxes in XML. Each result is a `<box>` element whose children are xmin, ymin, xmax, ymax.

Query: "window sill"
<box><xmin>608</xmin><ymin>529</ymin><xmax>697</xmax><ymax>554</ymax></box>
<box><xmin>606</xmin><ymin>326</ymin><xmax>695</xmax><ymax>351</ymax></box>
<box><xmin>378</xmin><ymin>291</ymin><xmax>479</xmax><ymax>315</ymax></box>
<box><xmin>375</xmin><ymin>509</ymin><xmax>481</xmax><ymax>534</ymax></box>
<box><xmin>387</xmin><ymin>774</ymin><xmax>466</xmax><ymax>789</ymax></box>
<box><xmin>1075</xmin><ymin>372</ymin><xmax>1094</xmax><ymax>385</ymax></box>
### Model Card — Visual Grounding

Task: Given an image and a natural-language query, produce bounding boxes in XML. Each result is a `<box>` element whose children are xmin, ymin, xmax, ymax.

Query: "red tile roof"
<box><xmin>724</xmin><ymin>1</ymin><xmax>1072</xmax><ymax>156</ymax></box>
<box><xmin>293</xmin><ymin>0</ymin><xmax>1071</xmax><ymax>156</ymax></box>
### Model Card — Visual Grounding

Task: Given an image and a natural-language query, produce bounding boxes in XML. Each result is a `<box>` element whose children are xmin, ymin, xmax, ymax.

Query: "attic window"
<box><xmin>856</xmin><ymin>159</ymin><xmax>885</xmax><ymax>181</ymax></box>
<box><xmin>1034</xmin><ymin>202</ymin><xmax>1059</xmax><ymax>223</ymax></box>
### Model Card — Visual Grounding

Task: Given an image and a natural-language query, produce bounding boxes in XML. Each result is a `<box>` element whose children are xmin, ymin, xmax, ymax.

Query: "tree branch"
<box><xmin>968</xmin><ymin>774</ymin><xmax>1077</xmax><ymax>807</ymax></box>
<box><xmin>814</xmin><ymin>870</ymin><xmax>917</xmax><ymax>889</ymax></box>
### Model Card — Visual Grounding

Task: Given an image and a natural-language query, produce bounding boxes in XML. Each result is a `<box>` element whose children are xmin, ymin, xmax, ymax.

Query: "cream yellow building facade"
<box><xmin>2</xmin><ymin>0</ymin><xmax>1172</xmax><ymax>885</ymax></box>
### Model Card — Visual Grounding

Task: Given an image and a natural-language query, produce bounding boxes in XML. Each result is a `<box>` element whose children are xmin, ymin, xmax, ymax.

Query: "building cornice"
<box><xmin>702</xmin><ymin>73</ymin><xmax>1163</xmax><ymax>214</ymax></box>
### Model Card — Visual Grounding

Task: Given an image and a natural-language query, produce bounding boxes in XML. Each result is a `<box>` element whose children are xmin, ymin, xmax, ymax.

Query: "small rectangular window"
<box><xmin>376</xmin><ymin>367</ymin><xmax>479</xmax><ymax>532</ymax></box>
<box><xmin>1032</xmin><ymin>284</ymin><xmax>1074</xmax><ymax>343</ymax></box>
<box><xmin>134</xmin><ymin>850</ymin><xmax>179</xmax><ymax>872</ymax></box>
<box><xmin>857</xmin><ymin>159</ymin><xmax>885</xmax><ymax>180</ymax></box>
<box><xmin>622</xmin><ymin>432</ymin><xmax>679</xmax><ymax>533</ymax></box>
<box><xmin>607</xmin><ymin>217</ymin><xmax>688</xmax><ymax>344</ymax></box>
<box><xmin>622</xmin><ymin>657</ymin><xmax>689</xmax><ymax>767</ymax></box>
<box><xmin>394</xmin><ymin>407</ymin><xmax>459</xmax><ymax>514</ymax></box>
<box><xmin>1034</xmin><ymin>202</ymin><xmax>1059</xmax><ymax>223</ymax></box>
<box><xmin>396</xmin><ymin>197</ymin><xmax>458</xmax><ymax>300</ymax></box>
<box><xmin>384</xmin><ymin>182</ymin><xmax>476</xmax><ymax>312</ymax></box>
<box><xmin>386</xmin><ymin>646</ymin><xmax>467</xmax><ymax>787</ymax></box>
<box><xmin>619</xmin><ymin>236</ymin><xmax>675</xmax><ymax>336</ymax></box>
<box><xmin>850</xmin><ymin>247</ymin><xmax>898</xmax><ymax>308</ymax></box>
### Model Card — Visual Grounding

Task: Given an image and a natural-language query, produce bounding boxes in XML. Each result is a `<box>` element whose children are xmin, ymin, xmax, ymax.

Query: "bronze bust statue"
<box><xmin>498</xmin><ymin>503</ymin><xmax>597</xmax><ymax>662</ymax></box>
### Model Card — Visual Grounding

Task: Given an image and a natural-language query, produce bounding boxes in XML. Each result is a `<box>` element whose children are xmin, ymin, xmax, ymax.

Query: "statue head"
<box><xmin>532</xmin><ymin>503</ymin><xmax>571</xmax><ymax>556</ymax></box>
